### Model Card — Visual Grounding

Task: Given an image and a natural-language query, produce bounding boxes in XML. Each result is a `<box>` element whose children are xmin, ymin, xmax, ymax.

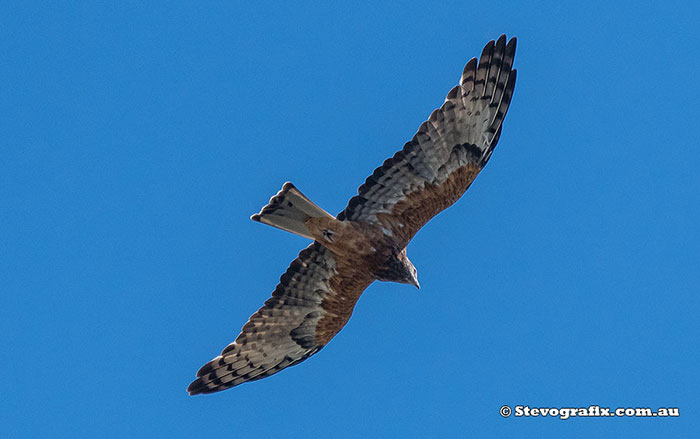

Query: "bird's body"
<box><xmin>188</xmin><ymin>35</ymin><xmax>517</xmax><ymax>395</ymax></box>
<box><xmin>304</xmin><ymin>207</ymin><xmax>418</xmax><ymax>285</ymax></box>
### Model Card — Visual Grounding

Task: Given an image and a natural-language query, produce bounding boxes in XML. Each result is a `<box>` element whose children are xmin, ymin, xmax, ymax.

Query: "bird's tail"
<box><xmin>251</xmin><ymin>182</ymin><xmax>334</xmax><ymax>240</ymax></box>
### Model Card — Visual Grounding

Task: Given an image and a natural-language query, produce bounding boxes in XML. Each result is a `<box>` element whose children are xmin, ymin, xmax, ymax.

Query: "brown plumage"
<box><xmin>187</xmin><ymin>35</ymin><xmax>517</xmax><ymax>395</ymax></box>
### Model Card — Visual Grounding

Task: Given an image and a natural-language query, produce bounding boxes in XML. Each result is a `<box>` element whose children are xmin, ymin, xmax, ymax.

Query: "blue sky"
<box><xmin>2</xmin><ymin>1</ymin><xmax>699</xmax><ymax>437</ymax></box>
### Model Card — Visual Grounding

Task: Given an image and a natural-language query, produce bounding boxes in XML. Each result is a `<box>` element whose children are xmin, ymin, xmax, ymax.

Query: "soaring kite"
<box><xmin>188</xmin><ymin>35</ymin><xmax>517</xmax><ymax>395</ymax></box>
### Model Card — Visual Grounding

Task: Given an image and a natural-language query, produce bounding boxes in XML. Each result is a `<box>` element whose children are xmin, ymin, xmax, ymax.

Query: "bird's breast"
<box><xmin>306</xmin><ymin>218</ymin><xmax>397</xmax><ymax>272</ymax></box>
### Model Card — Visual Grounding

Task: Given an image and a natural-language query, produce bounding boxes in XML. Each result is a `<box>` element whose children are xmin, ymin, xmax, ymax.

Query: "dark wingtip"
<box><xmin>187</xmin><ymin>379</ymin><xmax>203</xmax><ymax>396</ymax></box>
<box><xmin>507</xmin><ymin>36</ymin><xmax>517</xmax><ymax>54</ymax></box>
<box><xmin>282</xmin><ymin>181</ymin><xmax>296</xmax><ymax>191</ymax></box>
<box><xmin>188</xmin><ymin>376</ymin><xmax>235</xmax><ymax>395</ymax></box>
<box><xmin>250</xmin><ymin>213</ymin><xmax>262</xmax><ymax>222</ymax></box>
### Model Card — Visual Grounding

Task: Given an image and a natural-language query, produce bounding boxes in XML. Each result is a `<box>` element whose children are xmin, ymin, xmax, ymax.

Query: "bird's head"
<box><xmin>375</xmin><ymin>248</ymin><xmax>420</xmax><ymax>289</ymax></box>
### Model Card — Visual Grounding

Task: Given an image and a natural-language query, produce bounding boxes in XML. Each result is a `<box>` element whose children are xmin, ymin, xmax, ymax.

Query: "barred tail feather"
<box><xmin>251</xmin><ymin>182</ymin><xmax>333</xmax><ymax>239</ymax></box>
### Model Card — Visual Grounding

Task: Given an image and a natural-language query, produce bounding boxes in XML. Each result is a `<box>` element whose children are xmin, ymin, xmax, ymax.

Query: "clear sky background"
<box><xmin>2</xmin><ymin>1</ymin><xmax>699</xmax><ymax>437</ymax></box>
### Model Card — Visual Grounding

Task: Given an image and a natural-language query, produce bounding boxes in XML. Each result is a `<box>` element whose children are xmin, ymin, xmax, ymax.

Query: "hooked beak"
<box><xmin>410</xmin><ymin>274</ymin><xmax>420</xmax><ymax>290</ymax></box>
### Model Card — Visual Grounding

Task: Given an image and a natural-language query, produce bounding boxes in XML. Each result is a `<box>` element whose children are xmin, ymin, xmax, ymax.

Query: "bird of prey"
<box><xmin>188</xmin><ymin>35</ymin><xmax>517</xmax><ymax>395</ymax></box>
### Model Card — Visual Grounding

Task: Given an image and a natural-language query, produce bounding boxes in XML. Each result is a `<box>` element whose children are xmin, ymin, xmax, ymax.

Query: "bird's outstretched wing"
<box><xmin>188</xmin><ymin>243</ymin><xmax>374</xmax><ymax>395</ymax></box>
<box><xmin>338</xmin><ymin>35</ymin><xmax>517</xmax><ymax>247</ymax></box>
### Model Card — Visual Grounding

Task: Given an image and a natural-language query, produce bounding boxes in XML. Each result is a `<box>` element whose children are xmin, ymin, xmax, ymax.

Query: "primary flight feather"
<box><xmin>188</xmin><ymin>35</ymin><xmax>517</xmax><ymax>395</ymax></box>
